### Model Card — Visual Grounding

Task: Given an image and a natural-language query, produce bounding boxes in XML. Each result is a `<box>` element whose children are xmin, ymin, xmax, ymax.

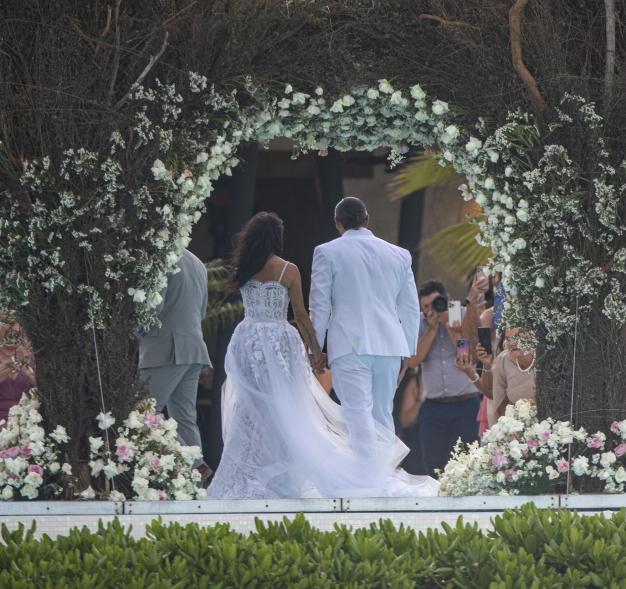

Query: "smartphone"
<box><xmin>448</xmin><ymin>300</ymin><xmax>462</xmax><ymax>326</ymax></box>
<box><xmin>456</xmin><ymin>339</ymin><xmax>470</xmax><ymax>361</ymax></box>
<box><xmin>478</xmin><ymin>327</ymin><xmax>493</xmax><ymax>356</ymax></box>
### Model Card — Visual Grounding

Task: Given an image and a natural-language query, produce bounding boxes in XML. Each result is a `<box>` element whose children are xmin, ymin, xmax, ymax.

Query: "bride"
<box><xmin>206</xmin><ymin>212</ymin><xmax>439</xmax><ymax>499</ymax></box>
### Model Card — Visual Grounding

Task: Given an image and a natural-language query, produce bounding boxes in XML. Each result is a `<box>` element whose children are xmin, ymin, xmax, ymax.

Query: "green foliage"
<box><xmin>2</xmin><ymin>506</ymin><xmax>626</xmax><ymax>587</ymax></box>
<box><xmin>202</xmin><ymin>259</ymin><xmax>244</xmax><ymax>340</ymax></box>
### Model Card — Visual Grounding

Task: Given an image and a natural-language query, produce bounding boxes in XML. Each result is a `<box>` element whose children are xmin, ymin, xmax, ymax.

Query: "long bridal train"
<box><xmin>206</xmin><ymin>280</ymin><xmax>439</xmax><ymax>500</ymax></box>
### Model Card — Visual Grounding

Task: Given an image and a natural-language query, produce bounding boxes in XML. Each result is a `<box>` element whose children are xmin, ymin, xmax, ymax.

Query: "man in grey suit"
<box><xmin>139</xmin><ymin>248</ymin><xmax>212</xmax><ymax>480</ymax></box>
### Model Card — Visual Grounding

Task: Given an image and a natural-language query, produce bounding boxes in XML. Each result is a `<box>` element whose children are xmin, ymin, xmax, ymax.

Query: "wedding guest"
<box><xmin>395</xmin><ymin>366</ymin><xmax>427</xmax><ymax>476</ymax></box>
<box><xmin>489</xmin><ymin>328</ymin><xmax>536</xmax><ymax>424</ymax></box>
<box><xmin>414</xmin><ymin>276</ymin><xmax>488</xmax><ymax>478</ymax></box>
<box><xmin>138</xmin><ymin>249</ymin><xmax>213</xmax><ymax>484</ymax></box>
<box><xmin>0</xmin><ymin>316</ymin><xmax>36</xmax><ymax>423</ymax></box>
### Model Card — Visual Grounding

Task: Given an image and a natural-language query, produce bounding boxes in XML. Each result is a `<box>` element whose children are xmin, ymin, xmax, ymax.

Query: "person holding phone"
<box><xmin>413</xmin><ymin>277</ymin><xmax>488</xmax><ymax>478</ymax></box>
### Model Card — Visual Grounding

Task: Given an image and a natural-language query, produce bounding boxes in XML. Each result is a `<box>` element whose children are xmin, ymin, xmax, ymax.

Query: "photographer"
<box><xmin>414</xmin><ymin>277</ymin><xmax>487</xmax><ymax>478</ymax></box>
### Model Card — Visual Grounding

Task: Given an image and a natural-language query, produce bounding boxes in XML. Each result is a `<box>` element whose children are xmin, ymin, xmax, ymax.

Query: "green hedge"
<box><xmin>1</xmin><ymin>505</ymin><xmax>626</xmax><ymax>588</ymax></box>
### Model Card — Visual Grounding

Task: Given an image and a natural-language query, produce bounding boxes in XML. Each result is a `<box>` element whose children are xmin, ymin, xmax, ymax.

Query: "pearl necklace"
<box><xmin>515</xmin><ymin>355</ymin><xmax>535</xmax><ymax>373</ymax></box>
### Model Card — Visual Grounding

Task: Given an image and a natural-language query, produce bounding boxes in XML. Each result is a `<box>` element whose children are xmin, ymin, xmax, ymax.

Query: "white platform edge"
<box><xmin>3</xmin><ymin>494</ymin><xmax>626</xmax><ymax>517</ymax></box>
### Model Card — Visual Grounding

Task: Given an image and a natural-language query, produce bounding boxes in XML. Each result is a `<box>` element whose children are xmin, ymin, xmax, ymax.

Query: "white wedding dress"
<box><xmin>206</xmin><ymin>276</ymin><xmax>439</xmax><ymax>499</ymax></box>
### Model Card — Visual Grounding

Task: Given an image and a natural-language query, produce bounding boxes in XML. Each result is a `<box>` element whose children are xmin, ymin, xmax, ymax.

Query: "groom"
<box><xmin>310</xmin><ymin>197</ymin><xmax>420</xmax><ymax>459</ymax></box>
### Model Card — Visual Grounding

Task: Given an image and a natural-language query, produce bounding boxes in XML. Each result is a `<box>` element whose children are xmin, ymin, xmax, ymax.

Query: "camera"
<box><xmin>432</xmin><ymin>295</ymin><xmax>448</xmax><ymax>313</ymax></box>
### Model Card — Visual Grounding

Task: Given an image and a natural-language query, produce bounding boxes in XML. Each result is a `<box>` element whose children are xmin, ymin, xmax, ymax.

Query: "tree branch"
<box><xmin>604</xmin><ymin>0</ymin><xmax>616</xmax><ymax>110</ymax></box>
<box><xmin>114</xmin><ymin>32</ymin><xmax>169</xmax><ymax>110</ymax></box>
<box><xmin>417</xmin><ymin>14</ymin><xmax>480</xmax><ymax>32</ymax></box>
<box><xmin>107</xmin><ymin>0</ymin><xmax>122</xmax><ymax>106</ymax></box>
<box><xmin>509</xmin><ymin>0</ymin><xmax>547</xmax><ymax>115</ymax></box>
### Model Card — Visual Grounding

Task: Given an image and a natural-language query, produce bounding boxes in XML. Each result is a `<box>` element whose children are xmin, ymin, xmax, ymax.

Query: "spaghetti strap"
<box><xmin>278</xmin><ymin>261</ymin><xmax>290</xmax><ymax>285</ymax></box>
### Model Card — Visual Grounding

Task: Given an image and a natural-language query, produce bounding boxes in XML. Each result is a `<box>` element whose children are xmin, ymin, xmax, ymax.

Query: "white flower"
<box><xmin>123</xmin><ymin>411</ymin><xmax>143</xmax><ymax>430</ymax></box>
<box><xmin>1</xmin><ymin>486</ymin><xmax>14</xmax><ymax>500</ymax></box>
<box><xmin>535</xmin><ymin>277</ymin><xmax>545</xmax><ymax>288</ymax></box>
<box><xmin>516</xmin><ymin>209</ymin><xmax>529</xmax><ymax>222</ymax></box>
<box><xmin>24</xmin><ymin>472</ymin><xmax>43</xmax><ymax>488</ymax></box>
<box><xmin>102</xmin><ymin>461</ymin><xmax>119</xmax><ymax>479</ymax></box>
<box><xmin>545</xmin><ymin>465</ymin><xmax>560</xmax><ymax>480</ymax></box>
<box><xmin>62</xmin><ymin>463</ymin><xmax>72</xmax><ymax>475</ymax></box>
<box><xmin>366</xmin><ymin>88</ymin><xmax>380</xmax><ymax>100</ymax></box>
<box><xmin>378</xmin><ymin>79</ymin><xmax>394</xmax><ymax>94</ymax></box>
<box><xmin>151</xmin><ymin>159</ymin><xmax>167</xmax><ymax>181</ymax></box>
<box><xmin>512</xmin><ymin>237</ymin><xmax>527</xmax><ymax>251</ymax></box>
<box><xmin>109</xmin><ymin>490</ymin><xmax>126</xmax><ymax>502</ymax></box>
<box><xmin>89</xmin><ymin>459</ymin><xmax>104</xmax><ymax>477</ymax></box>
<box><xmin>50</xmin><ymin>425</ymin><xmax>69</xmax><ymax>444</ymax></box>
<box><xmin>132</xmin><ymin>476</ymin><xmax>149</xmax><ymax>495</ymax></box>
<box><xmin>79</xmin><ymin>486</ymin><xmax>96</xmax><ymax>500</ymax></box>
<box><xmin>504</xmin><ymin>214</ymin><xmax>516</xmax><ymax>226</ymax></box>
<box><xmin>484</xmin><ymin>178</ymin><xmax>495</xmax><ymax>190</ymax></box>
<box><xmin>601</xmin><ymin>451</ymin><xmax>617</xmax><ymax>468</ymax></box>
<box><xmin>505</xmin><ymin>166</ymin><xmax>513</xmax><ymax>177</ymax></box>
<box><xmin>284</xmin><ymin>83</ymin><xmax>293</xmax><ymax>94</ymax></box>
<box><xmin>486</xmin><ymin>149</ymin><xmax>500</xmax><ymax>163</ymax></box>
<box><xmin>389</xmin><ymin>91</ymin><xmax>408</xmax><ymax>107</ymax></box>
<box><xmin>315</xmin><ymin>87</ymin><xmax>324</xmax><ymax>96</ymax></box>
<box><xmin>465</xmin><ymin>136</ymin><xmax>483</xmax><ymax>153</ymax></box>
<box><xmin>20</xmin><ymin>484</ymin><xmax>38</xmax><ymax>500</ymax></box>
<box><xmin>443</xmin><ymin>124</ymin><xmax>460</xmax><ymax>143</ymax></box>
<box><xmin>410</xmin><ymin>84</ymin><xmax>426</xmax><ymax>100</ymax></box>
<box><xmin>96</xmin><ymin>411</ymin><xmax>115</xmax><ymax>431</ymax></box>
<box><xmin>615</xmin><ymin>467</ymin><xmax>626</xmax><ymax>484</ymax></box>
<box><xmin>342</xmin><ymin>95</ymin><xmax>355</xmax><ymax>107</ymax></box>
<box><xmin>195</xmin><ymin>152</ymin><xmax>208</xmax><ymax>164</ymax></box>
<box><xmin>306</xmin><ymin>104</ymin><xmax>321</xmax><ymax>116</ymax></box>
<box><xmin>292</xmin><ymin>92</ymin><xmax>308</xmax><ymax>105</ymax></box>
<box><xmin>329</xmin><ymin>100</ymin><xmax>344</xmax><ymax>113</ymax></box>
<box><xmin>89</xmin><ymin>436</ymin><xmax>104</xmax><ymax>454</ymax></box>
<box><xmin>49</xmin><ymin>462</ymin><xmax>60</xmax><ymax>474</ymax></box>
<box><xmin>432</xmin><ymin>100</ymin><xmax>449</xmax><ymax>116</ymax></box>
<box><xmin>127</xmin><ymin>288</ymin><xmax>146</xmax><ymax>303</ymax></box>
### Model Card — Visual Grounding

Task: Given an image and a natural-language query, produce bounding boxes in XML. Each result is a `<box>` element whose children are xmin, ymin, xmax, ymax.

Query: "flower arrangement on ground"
<box><xmin>0</xmin><ymin>393</ymin><xmax>72</xmax><ymax>500</ymax></box>
<box><xmin>85</xmin><ymin>399</ymin><xmax>204</xmax><ymax>501</ymax></box>
<box><xmin>440</xmin><ymin>400</ymin><xmax>626</xmax><ymax>496</ymax></box>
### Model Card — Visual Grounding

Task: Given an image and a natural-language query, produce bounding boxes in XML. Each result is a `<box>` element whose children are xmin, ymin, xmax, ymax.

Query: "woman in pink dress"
<box><xmin>0</xmin><ymin>316</ymin><xmax>36</xmax><ymax>423</ymax></box>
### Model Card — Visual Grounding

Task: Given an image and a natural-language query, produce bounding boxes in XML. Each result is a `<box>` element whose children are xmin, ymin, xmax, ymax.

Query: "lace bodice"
<box><xmin>241</xmin><ymin>280</ymin><xmax>289</xmax><ymax>322</ymax></box>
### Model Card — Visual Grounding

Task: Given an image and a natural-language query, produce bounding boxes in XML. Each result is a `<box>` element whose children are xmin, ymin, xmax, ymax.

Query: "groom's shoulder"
<box><xmin>373</xmin><ymin>236</ymin><xmax>411</xmax><ymax>259</ymax></box>
<box><xmin>314</xmin><ymin>237</ymin><xmax>342</xmax><ymax>254</ymax></box>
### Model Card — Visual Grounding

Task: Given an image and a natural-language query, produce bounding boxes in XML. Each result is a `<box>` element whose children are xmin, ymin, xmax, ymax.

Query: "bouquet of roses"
<box><xmin>0</xmin><ymin>393</ymin><xmax>72</xmax><ymax>500</ymax></box>
<box><xmin>84</xmin><ymin>398</ymin><xmax>204</xmax><ymax>501</ymax></box>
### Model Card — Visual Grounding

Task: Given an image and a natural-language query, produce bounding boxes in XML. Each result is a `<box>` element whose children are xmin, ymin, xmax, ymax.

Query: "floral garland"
<box><xmin>3</xmin><ymin>74</ymin><xmax>623</xmax><ymax>342</ymax></box>
<box><xmin>440</xmin><ymin>400</ymin><xmax>626</xmax><ymax>496</ymax></box>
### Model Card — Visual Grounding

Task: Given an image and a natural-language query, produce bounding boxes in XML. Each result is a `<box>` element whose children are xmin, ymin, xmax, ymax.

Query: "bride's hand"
<box><xmin>309</xmin><ymin>352</ymin><xmax>327</xmax><ymax>373</ymax></box>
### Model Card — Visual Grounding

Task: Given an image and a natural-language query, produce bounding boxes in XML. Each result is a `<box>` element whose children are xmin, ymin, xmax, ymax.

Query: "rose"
<box><xmin>587</xmin><ymin>435</ymin><xmax>604</xmax><ymax>449</ymax></box>
<box><xmin>491</xmin><ymin>449</ymin><xmax>508</xmax><ymax>468</ymax></box>
<box><xmin>556</xmin><ymin>459</ymin><xmax>569</xmax><ymax>473</ymax></box>
<box><xmin>28</xmin><ymin>464</ymin><xmax>44</xmax><ymax>476</ymax></box>
<box><xmin>615</xmin><ymin>443</ymin><xmax>626</xmax><ymax>457</ymax></box>
<box><xmin>115</xmin><ymin>443</ymin><xmax>134</xmax><ymax>463</ymax></box>
<box><xmin>600</xmin><ymin>452</ymin><xmax>617</xmax><ymax>468</ymax></box>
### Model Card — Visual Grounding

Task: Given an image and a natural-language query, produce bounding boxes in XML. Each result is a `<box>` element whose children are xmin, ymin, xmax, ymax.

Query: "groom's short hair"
<box><xmin>335</xmin><ymin>197</ymin><xmax>368</xmax><ymax>230</ymax></box>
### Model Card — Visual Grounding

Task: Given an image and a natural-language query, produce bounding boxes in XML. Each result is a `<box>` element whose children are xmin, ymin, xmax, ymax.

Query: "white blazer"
<box><xmin>309</xmin><ymin>228</ymin><xmax>420</xmax><ymax>364</ymax></box>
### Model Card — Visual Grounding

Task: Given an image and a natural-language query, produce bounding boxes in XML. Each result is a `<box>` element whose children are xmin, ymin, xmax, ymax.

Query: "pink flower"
<box><xmin>144</xmin><ymin>412</ymin><xmax>162</xmax><ymax>429</ymax></box>
<box><xmin>28</xmin><ymin>464</ymin><xmax>44</xmax><ymax>475</ymax></box>
<box><xmin>158</xmin><ymin>490</ymin><xmax>167</xmax><ymax>501</ymax></box>
<box><xmin>148</xmin><ymin>456</ymin><xmax>161</xmax><ymax>470</ymax></box>
<box><xmin>539</xmin><ymin>431</ymin><xmax>551</xmax><ymax>442</ymax></box>
<box><xmin>509</xmin><ymin>434</ymin><xmax>518</xmax><ymax>442</ymax></box>
<box><xmin>492</xmin><ymin>449</ymin><xmax>508</xmax><ymax>468</ymax></box>
<box><xmin>0</xmin><ymin>446</ymin><xmax>20</xmax><ymax>459</ymax></box>
<box><xmin>505</xmin><ymin>469</ymin><xmax>516</xmax><ymax>481</ymax></box>
<box><xmin>527</xmin><ymin>439</ymin><xmax>539</xmax><ymax>449</ymax></box>
<box><xmin>115</xmin><ymin>444</ymin><xmax>134</xmax><ymax>463</ymax></box>
<box><xmin>611</xmin><ymin>421</ymin><xmax>621</xmax><ymax>435</ymax></box>
<box><xmin>556</xmin><ymin>459</ymin><xmax>569</xmax><ymax>473</ymax></box>
<box><xmin>587</xmin><ymin>436</ymin><xmax>604</xmax><ymax>449</ymax></box>
<box><xmin>614</xmin><ymin>443</ymin><xmax>626</xmax><ymax>457</ymax></box>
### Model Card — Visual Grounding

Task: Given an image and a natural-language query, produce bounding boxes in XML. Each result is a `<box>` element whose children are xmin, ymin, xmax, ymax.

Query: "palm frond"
<box><xmin>203</xmin><ymin>259</ymin><xmax>244</xmax><ymax>339</ymax></box>
<box><xmin>391</xmin><ymin>152</ymin><xmax>460</xmax><ymax>200</ymax></box>
<box><xmin>422</xmin><ymin>221</ymin><xmax>492</xmax><ymax>279</ymax></box>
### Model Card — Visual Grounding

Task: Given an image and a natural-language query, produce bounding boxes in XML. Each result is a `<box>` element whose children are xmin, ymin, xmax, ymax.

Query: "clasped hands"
<box><xmin>309</xmin><ymin>352</ymin><xmax>328</xmax><ymax>374</ymax></box>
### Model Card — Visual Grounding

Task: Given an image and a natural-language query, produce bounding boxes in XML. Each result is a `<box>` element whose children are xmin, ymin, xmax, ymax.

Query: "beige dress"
<box><xmin>488</xmin><ymin>351</ymin><xmax>536</xmax><ymax>426</ymax></box>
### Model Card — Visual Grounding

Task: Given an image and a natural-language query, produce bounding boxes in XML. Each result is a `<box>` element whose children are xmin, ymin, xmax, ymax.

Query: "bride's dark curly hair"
<box><xmin>228</xmin><ymin>212</ymin><xmax>284</xmax><ymax>290</ymax></box>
